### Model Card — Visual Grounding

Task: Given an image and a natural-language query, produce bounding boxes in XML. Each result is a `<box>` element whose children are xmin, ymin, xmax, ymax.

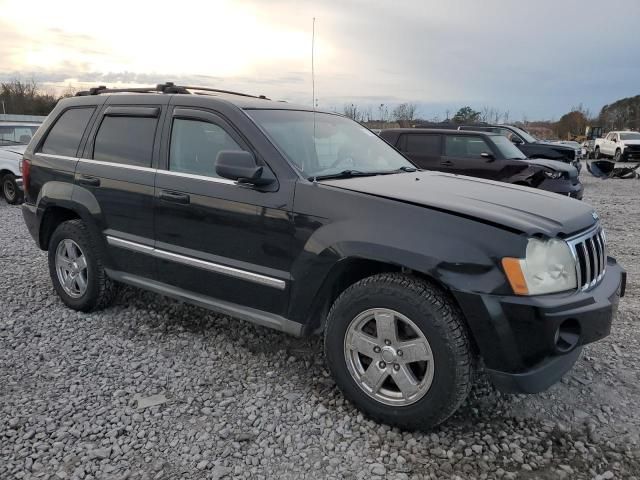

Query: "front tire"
<box><xmin>48</xmin><ymin>219</ymin><xmax>117</xmax><ymax>312</ymax></box>
<box><xmin>2</xmin><ymin>173</ymin><xmax>22</xmax><ymax>205</ymax></box>
<box><xmin>614</xmin><ymin>149</ymin><xmax>622</xmax><ymax>162</ymax></box>
<box><xmin>324</xmin><ymin>273</ymin><xmax>474</xmax><ymax>430</ymax></box>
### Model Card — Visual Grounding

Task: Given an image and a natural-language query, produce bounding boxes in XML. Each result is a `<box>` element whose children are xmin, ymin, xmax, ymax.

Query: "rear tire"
<box><xmin>324</xmin><ymin>273</ymin><xmax>474</xmax><ymax>430</ymax></box>
<box><xmin>48</xmin><ymin>219</ymin><xmax>117</xmax><ymax>312</ymax></box>
<box><xmin>2</xmin><ymin>173</ymin><xmax>22</xmax><ymax>205</ymax></box>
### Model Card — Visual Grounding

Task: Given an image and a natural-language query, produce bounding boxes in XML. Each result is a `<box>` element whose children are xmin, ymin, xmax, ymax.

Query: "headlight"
<box><xmin>543</xmin><ymin>170</ymin><xmax>562</xmax><ymax>179</ymax></box>
<box><xmin>502</xmin><ymin>238</ymin><xmax>577</xmax><ymax>295</ymax></box>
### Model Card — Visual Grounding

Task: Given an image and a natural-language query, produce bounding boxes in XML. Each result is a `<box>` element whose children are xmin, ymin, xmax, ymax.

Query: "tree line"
<box><xmin>0</xmin><ymin>80</ymin><xmax>75</xmax><ymax>116</ymax></box>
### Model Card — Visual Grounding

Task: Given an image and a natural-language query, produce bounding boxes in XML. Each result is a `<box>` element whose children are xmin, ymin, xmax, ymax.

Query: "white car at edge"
<box><xmin>0</xmin><ymin>122</ymin><xmax>41</xmax><ymax>204</ymax></box>
<box><xmin>594</xmin><ymin>130</ymin><xmax>640</xmax><ymax>162</ymax></box>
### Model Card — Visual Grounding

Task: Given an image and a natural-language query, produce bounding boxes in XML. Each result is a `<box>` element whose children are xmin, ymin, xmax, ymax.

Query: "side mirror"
<box><xmin>511</xmin><ymin>136</ymin><xmax>523</xmax><ymax>145</ymax></box>
<box><xmin>215</xmin><ymin>151</ymin><xmax>274</xmax><ymax>186</ymax></box>
<box><xmin>481</xmin><ymin>152</ymin><xmax>495</xmax><ymax>161</ymax></box>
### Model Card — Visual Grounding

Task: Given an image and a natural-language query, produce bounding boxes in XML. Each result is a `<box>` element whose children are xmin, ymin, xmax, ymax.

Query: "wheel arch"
<box><xmin>300</xmin><ymin>256</ymin><xmax>462</xmax><ymax>337</ymax></box>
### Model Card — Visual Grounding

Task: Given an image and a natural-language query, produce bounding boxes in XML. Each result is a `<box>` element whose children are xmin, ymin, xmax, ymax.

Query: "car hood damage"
<box><xmin>524</xmin><ymin>159</ymin><xmax>578</xmax><ymax>178</ymax></box>
<box><xmin>321</xmin><ymin>171</ymin><xmax>596</xmax><ymax>237</ymax></box>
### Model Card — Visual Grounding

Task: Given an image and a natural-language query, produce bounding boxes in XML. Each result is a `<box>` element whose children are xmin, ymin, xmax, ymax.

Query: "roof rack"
<box><xmin>76</xmin><ymin>82</ymin><xmax>270</xmax><ymax>100</ymax></box>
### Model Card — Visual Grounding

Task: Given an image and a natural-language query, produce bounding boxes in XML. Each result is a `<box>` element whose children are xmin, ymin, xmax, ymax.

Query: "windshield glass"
<box><xmin>247</xmin><ymin>110</ymin><xmax>414</xmax><ymax>178</ymax></box>
<box><xmin>620</xmin><ymin>132</ymin><xmax>640</xmax><ymax>141</ymax></box>
<box><xmin>509</xmin><ymin>126</ymin><xmax>537</xmax><ymax>143</ymax></box>
<box><xmin>492</xmin><ymin>135</ymin><xmax>527</xmax><ymax>159</ymax></box>
<box><xmin>0</xmin><ymin>125</ymin><xmax>39</xmax><ymax>146</ymax></box>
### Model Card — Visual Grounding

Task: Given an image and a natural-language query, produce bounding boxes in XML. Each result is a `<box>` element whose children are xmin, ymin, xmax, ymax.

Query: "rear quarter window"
<box><xmin>41</xmin><ymin>108</ymin><xmax>95</xmax><ymax>157</ymax></box>
<box><xmin>93</xmin><ymin>116</ymin><xmax>158</xmax><ymax>167</ymax></box>
<box><xmin>405</xmin><ymin>134</ymin><xmax>441</xmax><ymax>154</ymax></box>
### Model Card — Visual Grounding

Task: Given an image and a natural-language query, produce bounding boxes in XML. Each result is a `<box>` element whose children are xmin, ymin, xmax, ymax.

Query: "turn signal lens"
<box><xmin>502</xmin><ymin>257</ymin><xmax>529</xmax><ymax>295</ymax></box>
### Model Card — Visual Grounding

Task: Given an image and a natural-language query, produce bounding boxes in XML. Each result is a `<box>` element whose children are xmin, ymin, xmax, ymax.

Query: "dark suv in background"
<box><xmin>458</xmin><ymin>124</ymin><xmax>582</xmax><ymax>171</ymax></box>
<box><xmin>21</xmin><ymin>83</ymin><xmax>624</xmax><ymax>430</ymax></box>
<box><xmin>380</xmin><ymin>129</ymin><xmax>583</xmax><ymax>199</ymax></box>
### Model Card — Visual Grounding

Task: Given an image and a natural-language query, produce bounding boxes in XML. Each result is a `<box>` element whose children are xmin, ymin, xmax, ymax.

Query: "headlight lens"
<box><xmin>543</xmin><ymin>170</ymin><xmax>563</xmax><ymax>179</ymax></box>
<box><xmin>502</xmin><ymin>238</ymin><xmax>577</xmax><ymax>295</ymax></box>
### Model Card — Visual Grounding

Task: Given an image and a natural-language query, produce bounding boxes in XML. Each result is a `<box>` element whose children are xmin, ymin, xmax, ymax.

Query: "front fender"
<box><xmin>287</xmin><ymin>207</ymin><xmax>526</xmax><ymax>324</ymax></box>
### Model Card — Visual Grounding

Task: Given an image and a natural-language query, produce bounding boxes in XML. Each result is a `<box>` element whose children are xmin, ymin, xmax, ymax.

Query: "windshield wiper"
<box><xmin>0</xmin><ymin>139</ymin><xmax>22</xmax><ymax>145</ymax></box>
<box><xmin>310</xmin><ymin>170</ymin><xmax>380</xmax><ymax>181</ymax></box>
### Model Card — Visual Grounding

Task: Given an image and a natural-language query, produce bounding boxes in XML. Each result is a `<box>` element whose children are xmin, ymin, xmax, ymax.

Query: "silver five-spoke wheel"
<box><xmin>344</xmin><ymin>308</ymin><xmax>435</xmax><ymax>406</ymax></box>
<box><xmin>55</xmin><ymin>239</ymin><xmax>88</xmax><ymax>298</ymax></box>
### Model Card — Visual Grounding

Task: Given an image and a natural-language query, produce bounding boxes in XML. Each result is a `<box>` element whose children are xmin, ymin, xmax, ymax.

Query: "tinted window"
<box><xmin>93</xmin><ymin>116</ymin><xmax>157</xmax><ymax>167</ymax></box>
<box><xmin>41</xmin><ymin>108</ymin><xmax>94</xmax><ymax>157</ymax></box>
<box><xmin>445</xmin><ymin>136</ymin><xmax>492</xmax><ymax>158</ymax></box>
<box><xmin>405</xmin><ymin>134</ymin><xmax>441</xmax><ymax>155</ymax></box>
<box><xmin>169</xmin><ymin>119</ymin><xmax>244</xmax><ymax>178</ymax></box>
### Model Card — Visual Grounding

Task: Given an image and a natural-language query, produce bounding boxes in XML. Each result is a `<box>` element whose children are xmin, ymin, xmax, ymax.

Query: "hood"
<box><xmin>321</xmin><ymin>171</ymin><xmax>596</xmax><ymax>237</ymax></box>
<box><xmin>622</xmin><ymin>140</ymin><xmax>640</xmax><ymax>146</ymax></box>
<box><xmin>536</xmin><ymin>141</ymin><xmax>574</xmax><ymax>152</ymax></box>
<box><xmin>524</xmin><ymin>158</ymin><xmax>578</xmax><ymax>178</ymax></box>
<box><xmin>0</xmin><ymin>144</ymin><xmax>27</xmax><ymax>156</ymax></box>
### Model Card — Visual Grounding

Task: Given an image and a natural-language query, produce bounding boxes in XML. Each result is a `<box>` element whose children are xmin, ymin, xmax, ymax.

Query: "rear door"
<box><xmin>398</xmin><ymin>133</ymin><xmax>442</xmax><ymax>170</ymax></box>
<box><xmin>441</xmin><ymin>135</ymin><xmax>505</xmax><ymax>180</ymax></box>
<box><xmin>76</xmin><ymin>98</ymin><xmax>167</xmax><ymax>278</ymax></box>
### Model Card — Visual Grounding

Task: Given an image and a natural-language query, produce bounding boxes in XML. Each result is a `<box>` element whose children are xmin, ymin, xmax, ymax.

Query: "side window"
<box><xmin>445</xmin><ymin>136</ymin><xmax>492</xmax><ymax>158</ymax></box>
<box><xmin>93</xmin><ymin>116</ymin><xmax>158</xmax><ymax>167</ymax></box>
<box><xmin>169</xmin><ymin>119</ymin><xmax>244</xmax><ymax>178</ymax></box>
<box><xmin>41</xmin><ymin>108</ymin><xmax>94</xmax><ymax>157</ymax></box>
<box><xmin>405</xmin><ymin>134</ymin><xmax>441</xmax><ymax>155</ymax></box>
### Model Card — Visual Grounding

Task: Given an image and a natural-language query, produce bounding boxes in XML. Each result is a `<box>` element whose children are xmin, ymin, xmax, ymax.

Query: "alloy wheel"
<box><xmin>3</xmin><ymin>179</ymin><xmax>16</xmax><ymax>202</ymax></box>
<box><xmin>55</xmin><ymin>239</ymin><xmax>89</xmax><ymax>298</ymax></box>
<box><xmin>343</xmin><ymin>308</ymin><xmax>435</xmax><ymax>406</ymax></box>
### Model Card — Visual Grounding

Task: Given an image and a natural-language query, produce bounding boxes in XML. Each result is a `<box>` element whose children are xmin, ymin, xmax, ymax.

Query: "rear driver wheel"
<box><xmin>324</xmin><ymin>273</ymin><xmax>474</xmax><ymax>430</ymax></box>
<box><xmin>48</xmin><ymin>219</ymin><xmax>117</xmax><ymax>312</ymax></box>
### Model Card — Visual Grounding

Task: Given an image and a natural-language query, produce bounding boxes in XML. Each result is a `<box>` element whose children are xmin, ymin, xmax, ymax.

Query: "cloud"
<box><xmin>1</xmin><ymin>0</ymin><xmax>639</xmax><ymax>119</ymax></box>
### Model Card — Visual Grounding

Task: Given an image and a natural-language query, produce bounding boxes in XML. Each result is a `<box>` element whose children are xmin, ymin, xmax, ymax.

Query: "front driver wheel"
<box><xmin>324</xmin><ymin>273</ymin><xmax>474</xmax><ymax>430</ymax></box>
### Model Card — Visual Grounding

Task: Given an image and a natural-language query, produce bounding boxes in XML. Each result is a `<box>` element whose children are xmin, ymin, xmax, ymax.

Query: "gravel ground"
<box><xmin>1</xmin><ymin>165</ymin><xmax>639</xmax><ymax>480</ymax></box>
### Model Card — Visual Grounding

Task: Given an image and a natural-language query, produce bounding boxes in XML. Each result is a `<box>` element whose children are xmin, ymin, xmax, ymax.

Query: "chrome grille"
<box><xmin>567</xmin><ymin>225</ymin><xmax>606</xmax><ymax>291</ymax></box>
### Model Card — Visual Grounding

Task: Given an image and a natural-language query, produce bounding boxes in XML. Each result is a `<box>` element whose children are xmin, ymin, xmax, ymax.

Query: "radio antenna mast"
<box><xmin>311</xmin><ymin>17</ymin><xmax>316</xmax><ymax>109</ymax></box>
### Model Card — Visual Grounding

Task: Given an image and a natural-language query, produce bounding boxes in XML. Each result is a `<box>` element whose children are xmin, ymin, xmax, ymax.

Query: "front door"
<box><xmin>441</xmin><ymin>135</ymin><xmax>505</xmax><ymax>180</ymax></box>
<box><xmin>153</xmin><ymin>106</ymin><xmax>294</xmax><ymax>317</ymax></box>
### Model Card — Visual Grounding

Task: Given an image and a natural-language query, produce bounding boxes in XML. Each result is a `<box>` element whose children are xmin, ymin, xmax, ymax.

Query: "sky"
<box><xmin>1</xmin><ymin>0</ymin><xmax>639</xmax><ymax>120</ymax></box>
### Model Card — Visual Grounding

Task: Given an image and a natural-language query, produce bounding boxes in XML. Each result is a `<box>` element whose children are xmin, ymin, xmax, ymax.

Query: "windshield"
<box><xmin>247</xmin><ymin>110</ymin><xmax>415</xmax><ymax>178</ymax></box>
<box><xmin>509</xmin><ymin>126</ymin><xmax>538</xmax><ymax>143</ymax></box>
<box><xmin>0</xmin><ymin>125</ymin><xmax>39</xmax><ymax>146</ymax></box>
<box><xmin>620</xmin><ymin>132</ymin><xmax>640</xmax><ymax>141</ymax></box>
<box><xmin>492</xmin><ymin>135</ymin><xmax>527</xmax><ymax>159</ymax></box>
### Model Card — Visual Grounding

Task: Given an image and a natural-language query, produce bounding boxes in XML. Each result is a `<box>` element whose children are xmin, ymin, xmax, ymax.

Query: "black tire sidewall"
<box><xmin>3</xmin><ymin>174</ymin><xmax>20</xmax><ymax>205</ymax></box>
<box><xmin>325</xmin><ymin>277</ymin><xmax>469</xmax><ymax>428</ymax></box>
<box><xmin>48</xmin><ymin>221</ymin><xmax>102</xmax><ymax>311</ymax></box>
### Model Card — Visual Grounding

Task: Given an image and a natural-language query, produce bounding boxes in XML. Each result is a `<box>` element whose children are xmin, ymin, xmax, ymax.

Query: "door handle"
<box><xmin>440</xmin><ymin>160</ymin><xmax>454</xmax><ymax>167</ymax></box>
<box><xmin>159</xmin><ymin>190</ymin><xmax>190</xmax><ymax>204</ymax></box>
<box><xmin>77</xmin><ymin>175</ymin><xmax>100</xmax><ymax>187</ymax></box>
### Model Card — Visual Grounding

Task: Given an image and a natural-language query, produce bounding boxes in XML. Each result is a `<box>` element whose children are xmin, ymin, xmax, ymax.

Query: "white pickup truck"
<box><xmin>594</xmin><ymin>130</ymin><xmax>640</xmax><ymax>162</ymax></box>
<box><xmin>0</xmin><ymin>122</ymin><xmax>41</xmax><ymax>204</ymax></box>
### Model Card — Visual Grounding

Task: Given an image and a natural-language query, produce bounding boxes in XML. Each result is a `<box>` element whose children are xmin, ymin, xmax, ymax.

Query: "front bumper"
<box><xmin>538</xmin><ymin>178</ymin><xmax>584</xmax><ymax>200</ymax></box>
<box><xmin>15</xmin><ymin>176</ymin><xmax>23</xmax><ymax>191</ymax></box>
<box><xmin>453</xmin><ymin>258</ymin><xmax>625</xmax><ymax>393</ymax></box>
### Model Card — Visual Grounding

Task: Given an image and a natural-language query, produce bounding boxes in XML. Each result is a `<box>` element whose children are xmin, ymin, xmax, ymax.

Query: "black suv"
<box><xmin>21</xmin><ymin>83</ymin><xmax>625</xmax><ymax>430</ymax></box>
<box><xmin>458</xmin><ymin>124</ymin><xmax>582</xmax><ymax>171</ymax></box>
<box><xmin>380</xmin><ymin>128</ymin><xmax>583</xmax><ymax>199</ymax></box>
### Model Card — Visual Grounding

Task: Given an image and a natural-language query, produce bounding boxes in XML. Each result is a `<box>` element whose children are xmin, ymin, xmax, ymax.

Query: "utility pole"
<box><xmin>1</xmin><ymin>101</ymin><xmax>5</xmax><ymax>115</ymax></box>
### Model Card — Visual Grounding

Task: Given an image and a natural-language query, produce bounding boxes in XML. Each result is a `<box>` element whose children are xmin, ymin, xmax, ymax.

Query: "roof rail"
<box><xmin>75</xmin><ymin>82</ymin><xmax>269</xmax><ymax>100</ymax></box>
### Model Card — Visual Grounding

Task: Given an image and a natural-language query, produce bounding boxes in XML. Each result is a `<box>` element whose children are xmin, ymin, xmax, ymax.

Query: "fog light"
<box><xmin>554</xmin><ymin>319</ymin><xmax>581</xmax><ymax>353</ymax></box>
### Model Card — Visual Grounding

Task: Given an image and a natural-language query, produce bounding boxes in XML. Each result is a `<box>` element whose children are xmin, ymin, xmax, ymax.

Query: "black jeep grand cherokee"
<box><xmin>21</xmin><ymin>83</ymin><xmax>625</xmax><ymax>430</ymax></box>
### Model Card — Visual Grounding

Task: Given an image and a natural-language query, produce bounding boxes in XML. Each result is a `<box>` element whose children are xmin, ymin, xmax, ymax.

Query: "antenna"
<box><xmin>312</xmin><ymin>17</ymin><xmax>316</xmax><ymax>109</ymax></box>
